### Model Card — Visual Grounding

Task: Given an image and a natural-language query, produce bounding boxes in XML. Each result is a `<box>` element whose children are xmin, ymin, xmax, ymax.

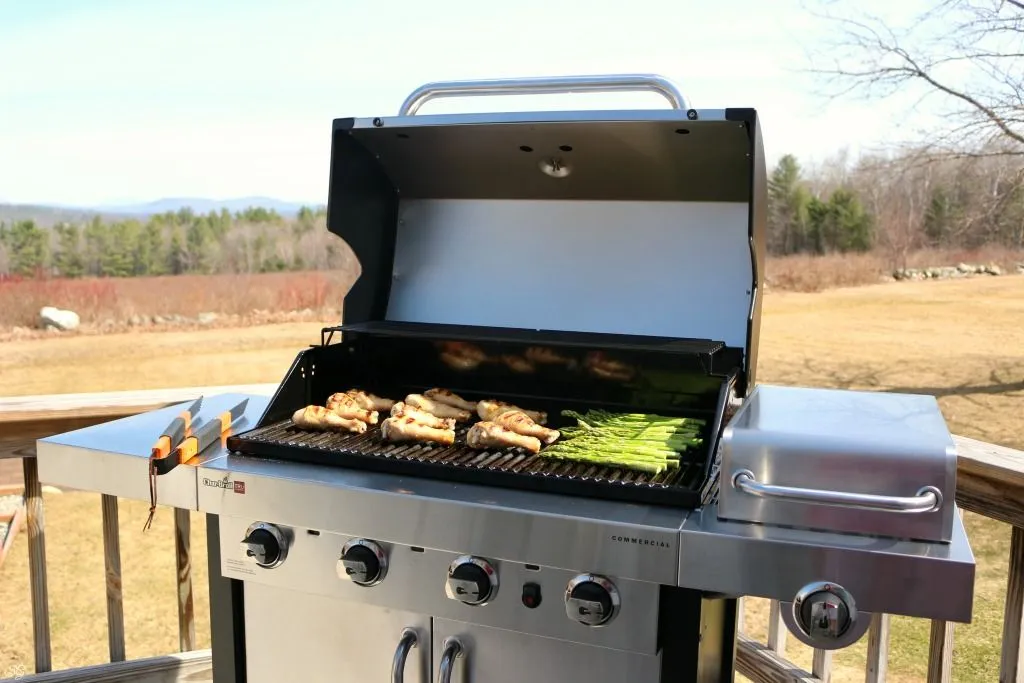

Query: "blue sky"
<box><xmin>0</xmin><ymin>0</ymin><xmax>935</xmax><ymax>207</ymax></box>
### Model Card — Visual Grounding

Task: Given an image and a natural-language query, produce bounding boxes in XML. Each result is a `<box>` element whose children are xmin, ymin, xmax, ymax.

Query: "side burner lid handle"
<box><xmin>731</xmin><ymin>470</ymin><xmax>943</xmax><ymax>513</ymax></box>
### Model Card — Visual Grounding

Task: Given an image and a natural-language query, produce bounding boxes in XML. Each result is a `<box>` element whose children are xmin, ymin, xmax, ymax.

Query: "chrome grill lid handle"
<box><xmin>398</xmin><ymin>74</ymin><xmax>689</xmax><ymax>115</ymax></box>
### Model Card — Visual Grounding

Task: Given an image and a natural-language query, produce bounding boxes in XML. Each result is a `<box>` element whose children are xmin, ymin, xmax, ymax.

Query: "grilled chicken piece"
<box><xmin>292</xmin><ymin>406</ymin><xmax>367</xmax><ymax>433</ymax></box>
<box><xmin>524</xmin><ymin>346</ymin><xmax>574</xmax><ymax>366</ymax></box>
<box><xmin>326</xmin><ymin>393</ymin><xmax>379</xmax><ymax>424</ymax></box>
<box><xmin>390</xmin><ymin>401</ymin><xmax>456</xmax><ymax>430</ymax></box>
<box><xmin>440</xmin><ymin>341</ymin><xmax>489</xmax><ymax>362</ymax></box>
<box><xmin>476</xmin><ymin>399</ymin><xmax>547</xmax><ymax>425</ymax></box>
<box><xmin>381</xmin><ymin>416</ymin><xmax>455</xmax><ymax>446</ymax></box>
<box><xmin>585</xmin><ymin>352</ymin><xmax>635</xmax><ymax>382</ymax></box>
<box><xmin>437</xmin><ymin>341</ymin><xmax>489</xmax><ymax>371</ymax></box>
<box><xmin>440</xmin><ymin>351</ymin><xmax>480</xmax><ymax>371</ymax></box>
<box><xmin>502</xmin><ymin>355</ymin><xmax>535</xmax><ymax>374</ymax></box>
<box><xmin>405</xmin><ymin>394</ymin><xmax>472</xmax><ymax>421</ymax></box>
<box><xmin>343</xmin><ymin>389</ymin><xmax>395</xmax><ymax>412</ymax></box>
<box><xmin>423</xmin><ymin>388</ymin><xmax>477</xmax><ymax>411</ymax></box>
<box><xmin>467</xmin><ymin>421</ymin><xmax>541</xmax><ymax>454</ymax></box>
<box><xmin>493</xmin><ymin>410</ymin><xmax>560</xmax><ymax>445</ymax></box>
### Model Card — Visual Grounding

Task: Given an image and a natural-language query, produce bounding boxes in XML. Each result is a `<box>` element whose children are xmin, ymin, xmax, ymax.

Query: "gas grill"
<box><xmin>33</xmin><ymin>74</ymin><xmax>975</xmax><ymax>683</ymax></box>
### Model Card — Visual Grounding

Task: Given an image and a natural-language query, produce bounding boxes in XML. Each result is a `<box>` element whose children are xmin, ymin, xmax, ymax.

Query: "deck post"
<box><xmin>23</xmin><ymin>456</ymin><xmax>52</xmax><ymax>673</ymax></box>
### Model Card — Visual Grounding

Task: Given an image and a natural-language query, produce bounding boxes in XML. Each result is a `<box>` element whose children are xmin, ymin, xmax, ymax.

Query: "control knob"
<box><xmin>241</xmin><ymin>522</ymin><xmax>288</xmax><ymax>569</ymax></box>
<box><xmin>565</xmin><ymin>574</ymin><xmax>620</xmax><ymax>626</ymax></box>
<box><xmin>783</xmin><ymin>581</ymin><xmax>867</xmax><ymax>650</ymax></box>
<box><xmin>445</xmin><ymin>556</ymin><xmax>498</xmax><ymax>606</ymax></box>
<box><xmin>338</xmin><ymin>539</ymin><xmax>388</xmax><ymax>586</ymax></box>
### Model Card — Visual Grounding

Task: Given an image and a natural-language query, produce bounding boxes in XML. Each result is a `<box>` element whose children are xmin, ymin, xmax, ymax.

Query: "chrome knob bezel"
<box><xmin>338</xmin><ymin>538</ymin><xmax>389</xmax><ymax>587</ymax></box>
<box><xmin>445</xmin><ymin>555</ymin><xmax>498</xmax><ymax>606</ymax></box>
<box><xmin>781</xmin><ymin>581</ymin><xmax>871</xmax><ymax>650</ymax></box>
<box><xmin>564</xmin><ymin>573</ymin><xmax>620</xmax><ymax>627</ymax></box>
<box><xmin>241</xmin><ymin>522</ymin><xmax>288</xmax><ymax>569</ymax></box>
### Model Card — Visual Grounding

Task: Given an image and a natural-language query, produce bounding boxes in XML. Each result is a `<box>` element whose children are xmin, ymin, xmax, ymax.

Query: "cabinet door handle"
<box><xmin>392</xmin><ymin>628</ymin><xmax>418</xmax><ymax>683</ymax></box>
<box><xmin>436</xmin><ymin>637</ymin><xmax>464</xmax><ymax>683</ymax></box>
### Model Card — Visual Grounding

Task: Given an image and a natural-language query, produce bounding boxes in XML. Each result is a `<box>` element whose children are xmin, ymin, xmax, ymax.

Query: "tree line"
<box><xmin>0</xmin><ymin>205</ymin><xmax>355</xmax><ymax>278</ymax></box>
<box><xmin>767</xmin><ymin>148</ymin><xmax>1024</xmax><ymax>266</ymax></box>
<box><xmin>792</xmin><ymin>0</ymin><xmax>1024</xmax><ymax>268</ymax></box>
<box><xmin>1</xmin><ymin>147</ymin><xmax>1020</xmax><ymax>279</ymax></box>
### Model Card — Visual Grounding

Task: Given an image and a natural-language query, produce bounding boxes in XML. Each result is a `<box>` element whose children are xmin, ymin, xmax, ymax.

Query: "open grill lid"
<box><xmin>324</xmin><ymin>75</ymin><xmax>767</xmax><ymax>395</ymax></box>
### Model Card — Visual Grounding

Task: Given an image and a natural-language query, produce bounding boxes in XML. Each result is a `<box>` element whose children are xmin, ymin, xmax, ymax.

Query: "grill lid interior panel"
<box><xmin>386</xmin><ymin>198</ymin><xmax>753</xmax><ymax>350</ymax></box>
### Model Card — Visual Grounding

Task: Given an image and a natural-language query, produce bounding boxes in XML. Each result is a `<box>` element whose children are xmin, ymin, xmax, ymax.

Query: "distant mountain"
<box><xmin>0</xmin><ymin>203</ymin><xmax>138</xmax><ymax>228</ymax></box>
<box><xmin>0</xmin><ymin>196</ymin><xmax>324</xmax><ymax>226</ymax></box>
<box><xmin>98</xmin><ymin>196</ymin><xmax>318</xmax><ymax>217</ymax></box>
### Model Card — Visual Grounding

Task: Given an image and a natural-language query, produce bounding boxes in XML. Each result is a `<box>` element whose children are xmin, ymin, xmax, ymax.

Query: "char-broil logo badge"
<box><xmin>202</xmin><ymin>477</ymin><xmax>246</xmax><ymax>494</ymax></box>
<box><xmin>610</xmin><ymin>534</ymin><xmax>671</xmax><ymax>549</ymax></box>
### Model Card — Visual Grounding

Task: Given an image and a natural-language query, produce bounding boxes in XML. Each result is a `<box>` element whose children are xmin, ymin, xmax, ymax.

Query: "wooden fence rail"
<box><xmin>1</xmin><ymin>386</ymin><xmax>1022</xmax><ymax>683</ymax></box>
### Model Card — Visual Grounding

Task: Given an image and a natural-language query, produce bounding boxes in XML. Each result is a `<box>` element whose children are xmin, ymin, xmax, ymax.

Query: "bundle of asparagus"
<box><xmin>539</xmin><ymin>409</ymin><xmax>704</xmax><ymax>475</ymax></box>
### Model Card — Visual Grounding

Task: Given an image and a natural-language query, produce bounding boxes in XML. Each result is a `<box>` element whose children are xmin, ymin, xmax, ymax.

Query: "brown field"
<box><xmin>0</xmin><ymin>246</ymin><xmax>1021</xmax><ymax>335</ymax></box>
<box><xmin>1</xmin><ymin>275</ymin><xmax>1023</xmax><ymax>681</ymax></box>
<box><xmin>0</xmin><ymin>270</ymin><xmax>356</xmax><ymax>330</ymax></box>
<box><xmin>765</xmin><ymin>245</ymin><xmax>1024</xmax><ymax>292</ymax></box>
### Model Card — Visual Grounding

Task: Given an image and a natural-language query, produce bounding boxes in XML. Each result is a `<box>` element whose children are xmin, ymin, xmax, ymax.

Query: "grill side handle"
<box><xmin>731</xmin><ymin>470</ymin><xmax>944</xmax><ymax>513</ymax></box>
<box><xmin>397</xmin><ymin>73</ymin><xmax>689</xmax><ymax>115</ymax></box>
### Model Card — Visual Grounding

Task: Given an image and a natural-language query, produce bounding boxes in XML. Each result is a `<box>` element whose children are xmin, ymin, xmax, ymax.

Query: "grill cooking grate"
<box><xmin>228</xmin><ymin>417</ymin><xmax>714</xmax><ymax>507</ymax></box>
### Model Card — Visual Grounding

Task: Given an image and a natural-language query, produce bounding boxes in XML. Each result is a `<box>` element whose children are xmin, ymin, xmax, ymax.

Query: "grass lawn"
<box><xmin>1</xmin><ymin>275</ymin><xmax>1022</xmax><ymax>681</ymax></box>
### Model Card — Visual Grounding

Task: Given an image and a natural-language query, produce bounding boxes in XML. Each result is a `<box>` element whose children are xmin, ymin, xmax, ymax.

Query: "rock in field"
<box><xmin>39</xmin><ymin>306</ymin><xmax>80</xmax><ymax>331</ymax></box>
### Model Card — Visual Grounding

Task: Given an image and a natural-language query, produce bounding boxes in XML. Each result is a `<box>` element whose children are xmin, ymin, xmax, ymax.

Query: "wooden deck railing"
<box><xmin>1</xmin><ymin>386</ymin><xmax>1022</xmax><ymax>683</ymax></box>
<box><xmin>0</xmin><ymin>385</ymin><xmax>275</xmax><ymax>683</ymax></box>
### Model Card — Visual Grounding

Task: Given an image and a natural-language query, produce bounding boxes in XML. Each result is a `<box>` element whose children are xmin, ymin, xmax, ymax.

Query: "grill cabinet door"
<box><xmin>242</xmin><ymin>582</ymin><xmax>432</xmax><ymax>683</ymax></box>
<box><xmin>430</xmin><ymin>618</ymin><xmax>661</xmax><ymax>683</ymax></box>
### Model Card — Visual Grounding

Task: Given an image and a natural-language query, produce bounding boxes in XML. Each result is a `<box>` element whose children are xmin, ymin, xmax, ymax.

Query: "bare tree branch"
<box><xmin>804</xmin><ymin>0</ymin><xmax>1024</xmax><ymax>157</ymax></box>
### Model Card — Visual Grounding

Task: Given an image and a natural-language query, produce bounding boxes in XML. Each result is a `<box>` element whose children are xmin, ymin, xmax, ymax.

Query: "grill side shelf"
<box><xmin>225</xmin><ymin>420</ymin><xmax>709</xmax><ymax>509</ymax></box>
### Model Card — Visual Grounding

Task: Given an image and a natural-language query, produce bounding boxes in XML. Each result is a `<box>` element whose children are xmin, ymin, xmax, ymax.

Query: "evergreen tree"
<box><xmin>807</xmin><ymin>189</ymin><xmax>873</xmax><ymax>253</ymax></box>
<box><xmin>137</xmin><ymin>222</ymin><xmax>165</xmax><ymax>275</ymax></box>
<box><xmin>5</xmin><ymin>220</ymin><xmax>48</xmax><ymax>275</ymax></box>
<box><xmin>186</xmin><ymin>220</ymin><xmax>213</xmax><ymax>273</ymax></box>
<box><xmin>167</xmin><ymin>227</ymin><xmax>187</xmax><ymax>274</ymax></box>
<box><xmin>768</xmin><ymin>155</ymin><xmax>812</xmax><ymax>254</ymax></box>
<box><xmin>53</xmin><ymin>223</ymin><xmax>85</xmax><ymax>277</ymax></box>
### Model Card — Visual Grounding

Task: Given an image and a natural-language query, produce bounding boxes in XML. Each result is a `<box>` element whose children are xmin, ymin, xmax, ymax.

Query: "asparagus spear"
<box><xmin>541</xmin><ymin>451</ymin><xmax>674</xmax><ymax>475</ymax></box>
<box><xmin>536</xmin><ymin>408</ymin><xmax>705</xmax><ymax>474</ymax></box>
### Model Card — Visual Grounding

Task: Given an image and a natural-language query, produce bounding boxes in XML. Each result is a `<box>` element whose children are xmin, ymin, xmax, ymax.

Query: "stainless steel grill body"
<box><xmin>199</xmin><ymin>454</ymin><xmax>733</xmax><ymax>683</ymax></box>
<box><xmin>30</xmin><ymin>74</ymin><xmax>977</xmax><ymax>683</ymax></box>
